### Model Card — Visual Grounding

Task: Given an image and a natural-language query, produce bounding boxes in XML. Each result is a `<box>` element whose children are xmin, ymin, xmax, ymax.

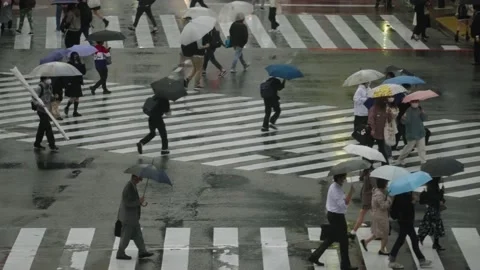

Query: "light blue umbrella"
<box><xmin>383</xmin><ymin>76</ymin><xmax>425</xmax><ymax>85</ymax></box>
<box><xmin>265</xmin><ymin>64</ymin><xmax>303</xmax><ymax>80</ymax></box>
<box><xmin>67</xmin><ymin>44</ymin><xmax>98</xmax><ymax>57</ymax></box>
<box><xmin>388</xmin><ymin>171</ymin><xmax>432</xmax><ymax>196</ymax></box>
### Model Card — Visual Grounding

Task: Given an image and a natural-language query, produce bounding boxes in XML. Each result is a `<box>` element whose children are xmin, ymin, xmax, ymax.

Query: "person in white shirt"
<box><xmin>308</xmin><ymin>174</ymin><xmax>358</xmax><ymax>270</ymax></box>
<box><xmin>353</xmin><ymin>82</ymin><xmax>370</xmax><ymax>129</ymax></box>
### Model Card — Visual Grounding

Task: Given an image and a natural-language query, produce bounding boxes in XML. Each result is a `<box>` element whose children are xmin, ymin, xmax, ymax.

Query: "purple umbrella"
<box><xmin>39</xmin><ymin>49</ymin><xmax>68</xmax><ymax>64</ymax></box>
<box><xmin>51</xmin><ymin>0</ymin><xmax>78</xmax><ymax>4</ymax></box>
<box><xmin>67</xmin><ymin>44</ymin><xmax>98</xmax><ymax>57</ymax></box>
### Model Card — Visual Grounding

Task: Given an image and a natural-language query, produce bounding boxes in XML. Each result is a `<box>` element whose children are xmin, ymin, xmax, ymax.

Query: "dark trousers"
<box><xmin>65</xmin><ymin>30</ymin><xmax>82</xmax><ymax>48</ymax></box>
<box><xmin>189</xmin><ymin>0</ymin><xmax>208</xmax><ymax>7</ymax></box>
<box><xmin>92</xmin><ymin>68</ymin><xmax>108</xmax><ymax>91</ymax></box>
<box><xmin>413</xmin><ymin>12</ymin><xmax>427</xmax><ymax>37</ymax></box>
<box><xmin>368</xmin><ymin>138</ymin><xmax>389</xmax><ymax>165</ymax></box>
<box><xmin>35</xmin><ymin>112</ymin><xmax>55</xmax><ymax>147</ymax></box>
<box><xmin>353</xmin><ymin>115</ymin><xmax>368</xmax><ymax>130</ymax></box>
<box><xmin>133</xmin><ymin>5</ymin><xmax>157</xmax><ymax>27</ymax></box>
<box><xmin>474</xmin><ymin>40</ymin><xmax>480</xmax><ymax>64</ymax></box>
<box><xmin>263</xmin><ymin>98</ymin><xmax>281</xmax><ymax>128</ymax></box>
<box><xmin>203</xmin><ymin>49</ymin><xmax>223</xmax><ymax>71</ymax></box>
<box><xmin>309</xmin><ymin>212</ymin><xmax>351</xmax><ymax>269</ymax></box>
<box><xmin>390</xmin><ymin>221</ymin><xmax>425</xmax><ymax>261</ymax></box>
<box><xmin>268</xmin><ymin>7</ymin><xmax>278</xmax><ymax>29</ymax></box>
<box><xmin>140</xmin><ymin>117</ymin><xmax>168</xmax><ymax>150</ymax></box>
<box><xmin>80</xmin><ymin>25</ymin><xmax>93</xmax><ymax>45</ymax></box>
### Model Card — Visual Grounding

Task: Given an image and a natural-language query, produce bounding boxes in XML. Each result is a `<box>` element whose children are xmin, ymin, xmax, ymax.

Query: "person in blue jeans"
<box><xmin>228</xmin><ymin>13</ymin><xmax>249</xmax><ymax>73</ymax></box>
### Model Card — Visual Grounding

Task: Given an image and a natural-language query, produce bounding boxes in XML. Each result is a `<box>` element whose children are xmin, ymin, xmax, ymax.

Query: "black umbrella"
<box><xmin>385</xmin><ymin>65</ymin><xmax>414</xmax><ymax>77</ymax></box>
<box><xmin>328</xmin><ymin>160</ymin><xmax>371</xmax><ymax>176</ymax></box>
<box><xmin>86</xmin><ymin>30</ymin><xmax>126</xmax><ymax>42</ymax></box>
<box><xmin>420</xmin><ymin>158</ymin><xmax>464</xmax><ymax>177</ymax></box>
<box><xmin>150</xmin><ymin>76</ymin><xmax>187</xmax><ymax>102</ymax></box>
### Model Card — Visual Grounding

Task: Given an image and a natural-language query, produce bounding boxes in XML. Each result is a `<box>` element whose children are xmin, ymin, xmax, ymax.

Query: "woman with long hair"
<box><xmin>368</xmin><ymin>97</ymin><xmax>392</xmax><ymax>164</ymax></box>
<box><xmin>63</xmin><ymin>4</ymin><xmax>82</xmax><ymax>48</ymax></box>
<box><xmin>64</xmin><ymin>52</ymin><xmax>86</xmax><ymax>117</ymax></box>
<box><xmin>384</xmin><ymin>96</ymin><xmax>399</xmax><ymax>163</ymax></box>
<box><xmin>418</xmin><ymin>177</ymin><xmax>446</xmax><ymax>250</ymax></box>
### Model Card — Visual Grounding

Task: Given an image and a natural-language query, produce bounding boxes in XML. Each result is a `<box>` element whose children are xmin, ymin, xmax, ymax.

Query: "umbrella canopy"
<box><xmin>39</xmin><ymin>49</ymin><xmax>68</xmax><ymax>64</ymax></box>
<box><xmin>67</xmin><ymin>44</ymin><xmax>98</xmax><ymax>57</ymax></box>
<box><xmin>388</xmin><ymin>171</ymin><xmax>432</xmax><ymax>196</ymax></box>
<box><xmin>364</xmin><ymin>92</ymin><xmax>406</xmax><ymax>110</ymax></box>
<box><xmin>383</xmin><ymin>75</ymin><xmax>425</xmax><ymax>85</ymax></box>
<box><xmin>328</xmin><ymin>159</ymin><xmax>371</xmax><ymax>176</ymax></box>
<box><xmin>370</xmin><ymin>165</ymin><xmax>410</xmax><ymax>181</ymax></box>
<box><xmin>265</xmin><ymin>64</ymin><xmax>303</xmax><ymax>80</ymax></box>
<box><xmin>182</xmin><ymin>7</ymin><xmax>216</xmax><ymax>19</ymax></box>
<box><xmin>87</xmin><ymin>30</ymin><xmax>126</xmax><ymax>42</ymax></box>
<box><xmin>30</xmin><ymin>62</ymin><xmax>82</xmax><ymax>77</ymax></box>
<box><xmin>151</xmin><ymin>76</ymin><xmax>187</xmax><ymax>101</ymax></box>
<box><xmin>343</xmin><ymin>69</ymin><xmax>384</xmax><ymax>87</ymax></box>
<box><xmin>343</xmin><ymin>144</ymin><xmax>386</xmax><ymax>163</ymax></box>
<box><xmin>368</xmin><ymin>84</ymin><xmax>408</xmax><ymax>98</ymax></box>
<box><xmin>124</xmin><ymin>164</ymin><xmax>172</xmax><ymax>185</ymax></box>
<box><xmin>180</xmin><ymin>16</ymin><xmax>217</xmax><ymax>45</ymax></box>
<box><xmin>402</xmin><ymin>90</ymin><xmax>438</xmax><ymax>103</ymax></box>
<box><xmin>218</xmin><ymin>1</ymin><xmax>254</xmax><ymax>22</ymax></box>
<box><xmin>420</xmin><ymin>157</ymin><xmax>464</xmax><ymax>177</ymax></box>
<box><xmin>385</xmin><ymin>65</ymin><xmax>414</xmax><ymax>77</ymax></box>
<box><xmin>51</xmin><ymin>0</ymin><xmax>78</xmax><ymax>4</ymax></box>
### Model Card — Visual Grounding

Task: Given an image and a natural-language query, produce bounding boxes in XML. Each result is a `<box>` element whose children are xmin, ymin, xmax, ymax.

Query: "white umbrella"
<box><xmin>343</xmin><ymin>144</ymin><xmax>386</xmax><ymax>163</ymax></box>
<box><xmin>182</xmin><ymin>7</ymin><xmax>216</xmax><ymax>19</ymax></box>
<box><xmin>180</xmin><ymin>16</ymin><xmax>217</xmax><ymax>46</ymax></box>
<box><xmin>370</xmin><ymin>165</ymin><xmax>410</xmax><ymax>181</ymax></box>
<box><xmin>29</xmin><ymin>62</ymin><xmax>82</xmax><ymax>77</ymax></box>
<box><xmin>218</xmin><ymin>1</ymin><xmax>254</xmax><ymax>23</ymax></box>
<box><xmin>368</xmin><ymin>84</ymin><xmax>407</xmax><ymax>98</ymax></box>
<box><xmin>343</xmin><ymin>69</ymin><xmax>384</xmax><ymax>87</ymax></box>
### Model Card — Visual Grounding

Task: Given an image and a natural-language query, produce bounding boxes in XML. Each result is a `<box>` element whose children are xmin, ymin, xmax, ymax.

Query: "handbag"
<box><xmin>384</xmin><ymin>121</ymin><xmax>396</xmax><ymax>146</ymax></box>
<box><xmin>106</xmin><ymin>55</ymin><xmax>112</xmax><ymax>65</ymax></box>
<box><xmin>114</xmin><ymin>220</ymin><xmax>122</xmax><ymax>237</ymax></box>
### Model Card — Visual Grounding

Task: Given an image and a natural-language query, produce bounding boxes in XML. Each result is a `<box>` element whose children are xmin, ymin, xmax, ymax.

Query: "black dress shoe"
<box><xmin>116</xmin><ymin>254</ymin><xmax>132</xmax><ymax>260</ymax></box>
<box><xmin>342</xmin><ymin>267</ymin><xmax>359</xmax><ymax>270</ymax></box>
<box><xmin>308</xmin><ymin>257</ymin><xmax>325</xmax><ymax>266</ymax></box>
<box><xmin>138</xmin><ymin>251</ymin><xmax>154</xmax><ymax>258</ymax></box>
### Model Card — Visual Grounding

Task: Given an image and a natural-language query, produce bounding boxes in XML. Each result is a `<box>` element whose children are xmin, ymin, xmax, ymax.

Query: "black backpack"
<box><xmin>31</xmin><ymin>84</ymin><xmax>44</xmax><ymax>111</ymax></box>
<box><xmin>260</xmin><ymin>80</ymin><xmax>275</xmax><ymax>99</ymax></box>
<box><xmin>458</xmin><ymin>4</ymin><xmax>468</xmax><ymax>18</ymax></box>
<box><xmin>211</xmin><ymin>29</ymin><xmax>222</xmax><ymax>48</ymax></box>
<box><xmin>142</xmin><ymin>96</ymin><xmax>157</xmax><ymax>116</ymax></box>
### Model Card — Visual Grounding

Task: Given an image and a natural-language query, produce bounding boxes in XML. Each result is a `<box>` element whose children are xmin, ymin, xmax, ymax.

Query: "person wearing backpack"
<box><xmin>31</xmin><ymin>77</ymin><xmax>58</xmax><ymax>152</ymax></box>
<box><xmin>137</xmin><ymin>97</ymin><xmax>170</xmax><ymax>155</ymax></box>
<box><xmin>128</xmin><ymin>0</ymin><xmax>158</xmax><ymax>34</ymax></box>
<box><xmin>203</xmin><ymin>27</ymin><xmax>227</xmax><ymax>77</ymax></box>
<box><xmin>388</xmin><ymin>192</ymin><xmax>432</xmax><ymax>269</ymax></box>
<box><xmin>260</xmin><ymin>77</ymin><xmax>285</xmax><ymax>132</ymax></box>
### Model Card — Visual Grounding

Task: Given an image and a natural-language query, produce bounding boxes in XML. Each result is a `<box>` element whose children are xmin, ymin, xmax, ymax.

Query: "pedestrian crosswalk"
<box><xmin>0</xmin><ymin>13</ymin><xmax>465</xmax><ymax>51</ymax></box>
<box><xmin>1</xmin><ymin>73</ymin><xmax>480</xmax><ymax>199</ymax></box>
<box><xmin>0</xmin><ymin>226</ymin><xmax>479</xmax><ymax>269</ymax></box>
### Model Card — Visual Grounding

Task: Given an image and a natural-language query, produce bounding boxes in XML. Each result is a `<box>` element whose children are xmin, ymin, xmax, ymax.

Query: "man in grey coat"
<box><xmin>116</xmin><ymin>175</ymin><xmax>154</xmax><ymax>260</ymax></box>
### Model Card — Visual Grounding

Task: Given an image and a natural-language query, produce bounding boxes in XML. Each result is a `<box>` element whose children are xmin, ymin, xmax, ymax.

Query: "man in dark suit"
<box><xmin>116</xmin><ymin>175</ymin><xmax>154</xmax><ymax>260</ymax></box>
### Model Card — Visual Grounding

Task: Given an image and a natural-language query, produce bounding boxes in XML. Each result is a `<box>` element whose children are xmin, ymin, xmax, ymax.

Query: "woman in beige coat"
<box><xmin>360</xmin><ymin>178</ymin><xmax>392</xmax><ymax>255</ymax></box>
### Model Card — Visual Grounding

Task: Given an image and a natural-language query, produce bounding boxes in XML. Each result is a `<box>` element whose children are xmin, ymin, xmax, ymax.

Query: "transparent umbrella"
<box><xmin>218</xmin><ymin>1</ymin><xmax>254</xmax><ymax>22</ymax></box>
<box><xmin>30</xmin><ymin>62</ymin><xmax>82</xmax><ymax>77</ymax></box>
<box><xmin>180</xmin><ymin>16</ymin><xmax>217</xmax><ymax>45</ymax></box>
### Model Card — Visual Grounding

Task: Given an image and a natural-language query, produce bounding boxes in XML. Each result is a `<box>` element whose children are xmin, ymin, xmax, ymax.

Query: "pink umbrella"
<box><xmin>402</xmin><ymin>90</ymin><xmax>438</xmax><ymax>103</ymax></box>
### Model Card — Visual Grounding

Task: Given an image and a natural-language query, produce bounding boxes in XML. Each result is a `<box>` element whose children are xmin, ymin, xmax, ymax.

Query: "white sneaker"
<box><xmin>388</xmin><ymin>262</ymin><xmax>404</xmax><ymax>269</ymax></box>
<box><xmin>230</xmin><ymin>69</ymin><xmax>236</xmax><ymax>73</ymax></box>
<box><xmin>419</xmin><ymin>260</ymin><xmax>432</xmax><ymax>268</ymax></box>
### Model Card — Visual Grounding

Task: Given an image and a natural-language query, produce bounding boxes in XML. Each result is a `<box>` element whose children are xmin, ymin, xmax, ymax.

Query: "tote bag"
<box><xmin>384</xmin><ymin>120</ymin><xmax>397</xmax><ymax>146</ymax></box>
<box><xmin>88</xmin><ymin>0</ymin><xmax>101</xmax><ymax>9</ymax></box>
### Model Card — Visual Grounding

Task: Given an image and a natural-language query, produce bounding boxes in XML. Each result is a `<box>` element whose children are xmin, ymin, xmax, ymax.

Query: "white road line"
<box><xmin>442</xmin><ymin>45</ymin><xmax>461</xmax><ymax>50</ymax></box>
<box><xmin>203</xmin><ymin>154</ymin><xmax>270</xmax><ymax>166</ymax></box>
<box><xmin>352</xmin><ymin>15</ymin><xmax>398</xmax><ymax>49</ymax></box>
<box><xmin>380</xmin><ymin>15</ymin><xmax>429</xmax><ymax>50</ymax></box>
<box><xmin>14</xmin><ymin>17</ymin><xmax>32</xmax><ymax>49</ymax></box>
<box><xmin>298</xmin><ymin>14</ymin><xmax>336</xmax><ymax>48</ymax></box>
<box><xmin>276</xmin><ymin>15</ymin><xmax>306</xmax><ymax>48</ymax></box>
<box><xmin>160</xmin><ymin>15</ymin><xmax>181</xmax><ymax>48</ymax></box>
<box><xmin>307</xmin><ymin>228</ymin><xmax>340</xmax><ymax>269</ymax></box>
<box><xmin>161</xmin><ymin>228</ymin><xmax>190</xmax><ymax>270</ymax></box>
<box><xmin>57</xmin><ymin>228</ymin><xmax>95</xmax><ymax>270</ymax></box>
<box><xmin>133</xmin><ymin>16</ymin><xmax>154</xmax><ymax>48</ymax></box>
<box><xmin>356</xmin><ymin>228</ymin><xmax>390</xmax><ymax>269</ymax></box>
<box><xmin>0</xmin><ymin>132</ymin><xmax>28</xmax><ymax>140</ymax></box>
<box><xmin>0</xmin><ymin>78</ymin><xmax>39</xmax><ymax>88</ymax></box>
<box><xmin>3</xmin><ymin>228</ymin><xmax>46</xmax><ymax>270</ymax></box>
<box><xmin>451</xmin><ymin>228</ymin><xmax>480</xmax><ymax>270</ymax></box>
<box><xmin>445</xmin><ymin>187</ymin><xmax>480</xmax><ymax>198</ymax></box>
<box><xmin>105</xmin><ymin>16</ymin><xmax>124</xmax><ymax>48</ymax></box>
<box><xmin>108</xmin><ymin>230</ymin><xmax>138</xmax><ymax>270</ymax></box>
<box><xmin>406</xmin><ymin>229</ymin><xmax>444</xmax><ymax>270</ymax></box>
<box><xmin>325</xmin><ymin>15</ymin><xmax>367</xmax><ymax>49</ymax></box>
<box><xmin>261</xmin><ymin>228</ymin><xmax>290</xmax><ymax>270</ymax></box>
<box><xmin>213</xmin><ymin>228</ymin><xmax>239</xmax><ymax>269</ymax></box>
<box><xmin>245</xmin><ymin>15</ymin><xmax>276</xmax><ymax>48</ymax></box>
<box><xmin>46</xmin><ymin>17</ymin><xmax>62</xmax><ymax>49</ymax></box>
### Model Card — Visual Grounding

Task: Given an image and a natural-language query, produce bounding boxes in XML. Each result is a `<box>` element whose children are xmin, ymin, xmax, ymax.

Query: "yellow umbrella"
<box><xmin>368</xmin><ymin>84</ymin><xmax>407</xmax><ymax>98</ymax></box>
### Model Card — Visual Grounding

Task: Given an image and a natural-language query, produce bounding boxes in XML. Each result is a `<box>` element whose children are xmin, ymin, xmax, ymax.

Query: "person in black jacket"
<box><xmin>64</xmin><ymin>52</ymin><xmax>87</xmax><ymax>117</ymax></box>
<box><xmin>471</xmin><ymin>5</ymin><xmax>480</xmax><ymax>65</ymax></box>
<box><xmin>261</xmin><ymin>77</ymin><xmax>285</xmax><ymax>132</ymax></box>
<box><xmin>411</xmin><ymin>0</ymin><xmax>429</xmax><ymax>41</ymax></box>
<box><xmin>229</xmin><ymin>13</ymin><xmax>249</xmax><ymax>73</ymax></box>
<box><xmin>78</xmin><ymin>0</ymin><xmax>92</xmax><ymax>45</ymax></box>
<box><xmin>128</xmin><ymin>0</ymin><xmax>158</xmax><ymax>34</ymax></box>
<box><xmin>418</xmin><ymin>177</ymin><xmax>446</xmax><ymax>250</ymax></box>
<box><xmin>203</xmin><ymin>28</ymin><xmax>227</xmax><ymax>77</ymax></box>
<box><xmin>388</xmin><ymin>192</ymin><xmax>432</xmax><ymax>269</ymax></box>
<box><xmin>182</xmin><ymin>34</ymin><xmax>210</xmax><ymax>90</ymax></box>
<box><xmin>137</xmin><ymin>97</ymin><xmax>170</xmax><ymax>155</ymax></box>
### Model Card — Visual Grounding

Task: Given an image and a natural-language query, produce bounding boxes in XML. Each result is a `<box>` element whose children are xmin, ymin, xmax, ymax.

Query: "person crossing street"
<box><xmin>128</xmin><ymin>0</ymin><xmax>158</xmax><ymax>33</ymax></box>
<box><xmin>31</xmin><ymin>77</ymin><xmax>58</xmax><ymax>152</ymax></box>
<box><xmin>260</xmin><ymin>77</ymin><xmax>285</xmax><ymax>132</ymax></box>
<box><xmin>137</xmin><ymin>96</ymin><xmax>170</xmax><ymax>156</ymax></box>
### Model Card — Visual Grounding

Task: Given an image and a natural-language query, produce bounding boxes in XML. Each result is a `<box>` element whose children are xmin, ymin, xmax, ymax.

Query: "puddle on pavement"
<box><xmin>36</xmin><ymin>157</ymin><xmax>94</xmax><ymax>170</ymax></box>
<box><xmin>32</xmin><ymin>196</ymin><xmax>56</xmax><ymax>210</ymax></box>
<box><xmin>203</xmin><ymin>173</ymin><xmax>249</xmax><ymax>188</ymax></box>
<box><xmin>0</xmin><ymin>162</ymin><xmax>23</xmax><ymax>169</ymax></box>
<box><xmin>57</xmin><ymin>185</ymin><xmax>69</xmax><ymax>193</ymax></box>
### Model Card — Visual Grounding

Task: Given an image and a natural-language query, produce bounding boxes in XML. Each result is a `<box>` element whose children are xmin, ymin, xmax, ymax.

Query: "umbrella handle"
<box><xmin>142</xmin><ymin>178</ymin><xmax>150</xmax><ymax>197</ymax></box>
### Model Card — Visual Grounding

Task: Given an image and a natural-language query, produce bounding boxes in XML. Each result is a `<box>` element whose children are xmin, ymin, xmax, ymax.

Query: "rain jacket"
<box><xmin>94</xmin><ymin>44</ymin><xmax>110</xmax><ymax>70</ymax></box>
<box><xmin>402</xmin><ymin>107</ymin><xmax>426</xmax><ymax>141</ymax></box>
<box><xmin>32</xmin><ymin>81</ymin><xmax>53</xmax><ymax>114</ymax></box>
<box><xmin>229</xmin><ymin>20</ymin><xmax>248</xmax><ymax>48</ymax></box>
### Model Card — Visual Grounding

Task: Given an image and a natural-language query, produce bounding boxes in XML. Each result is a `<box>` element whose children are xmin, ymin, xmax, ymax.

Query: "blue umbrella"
<box><xmin>364</xmin><ymin>92</ymin><xmax>406</xmax><ymax>109</ymax></box>
<box><xmin>387</xmin><ymin>171</ymin><xmax>432</xmax><ymax>196</ymax></box>
<box><xmin>67</xmin><ymin>44</ymin><xmax>98</xmax><ymax>57</ymax></box>
<box><xmin>383</xmin><ymin>76</ymin><xmax>425</xmax><ymax>85</ymax></box>
<box><xmin>39</xmin><ymin>49</ymin><xmax>68</xmax><ymax>64</ymax></box>
<box><xmin>124</xmin><ymin>164</ymin><xmax>172</xmax><ymax>186</ymax></box>
<box><xmin>265</xmin><ymin>64</ymin><xmax>303</xmax><ymax>80</ymax></box>
<box><xmin>51</xmin><ymin>0</ymin><xmax>78</xmax><ymax>4</ymax></box>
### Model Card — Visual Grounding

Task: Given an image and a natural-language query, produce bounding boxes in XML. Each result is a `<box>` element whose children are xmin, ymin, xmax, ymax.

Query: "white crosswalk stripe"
<box><xmin>0</xmin><ymin>14</ymin><xmax>465</xmax><ymax>50</ymax></box>
<box><xmin>0</xmin><ymin>226</ymin><xmax>478</xmax><ymax>269</ymax></box>
<box><xmin>1</xmin><ymin>75</ymin><xmax>480</xmax><ymax>199</ymax></box>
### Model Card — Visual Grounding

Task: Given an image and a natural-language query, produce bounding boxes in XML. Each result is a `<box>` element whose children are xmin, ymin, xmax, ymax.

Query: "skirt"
<box><xmin>418</xmin><ymin>207</ymin><xmax>445</xmax><ymax>239</ymax></box>
<box><xmin>65</xmin><ymin>83</ymin><xmax>83</xmax><ymax>98</ymax></box>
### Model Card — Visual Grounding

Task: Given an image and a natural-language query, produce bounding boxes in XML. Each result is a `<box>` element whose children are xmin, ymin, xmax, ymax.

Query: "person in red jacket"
<box><xmin>90</xmin><ymin>41</ymin><xmax>111</xmax><ymax>94</ymax></box>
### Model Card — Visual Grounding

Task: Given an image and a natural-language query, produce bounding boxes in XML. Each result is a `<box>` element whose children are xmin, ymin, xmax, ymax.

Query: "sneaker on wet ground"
<box><xmin>219</xmin><ymin>70</ymin><xmax>227</xmax><ymax>77</ymax></box>
<box><xmin>136</xmin><ymin>142</ymin><xmax>143</xmax><ymax>154</ymax></box>
<box><xmin>50</xmin><ymin>146</ymin><xmax>59</xmax><ymax>152</ymax></box>
<box><xmin>194</xmin><ymin>85</ymin><xmax>204</xmax><ymax>90</ymax></box>
<box><xmin>151</xmin><ymin>27</ymin><xmax>158</xmax><ymax>33</ymax></box>
<box><xmin>103</xmin><ymin>90</ymin><xmax>111</xmax><ymax>94</ymax></box>
<box><xmin>261</xmin><ymin>127</ymin><xmax>269</xmax><ymax>132</ymax></box>
<box><xmin>34</xmin><ymin>144</ymin><xmax>45</xmax><ymax>150</ymax></box>
<box><xmin>243</xmin><ymin>63</ymin><xmax>250</xmax><ymax>70</ymax></box>
<box><xmin>388</xmin><ymin>262</ymin><xmax>404</xmax><ymax>269</ymax></box>
<box><xmin>230</xmin><ymin>69</ymin><xmax>236</xmax><ymax>73</ymax></box>
<box><xmin>161</xmin><ymin>149</ymin><xmax>170</xmax><ymax>155</ymax></box>
<box><xmin>269</xmin><ymin>123</ymin><xmax>277</xmax><ymax>130</ymax></box>
<box><xmin>419</xmin><ymin>259</ymin><xmax>432</xmax><ymax>267</ymax></box>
